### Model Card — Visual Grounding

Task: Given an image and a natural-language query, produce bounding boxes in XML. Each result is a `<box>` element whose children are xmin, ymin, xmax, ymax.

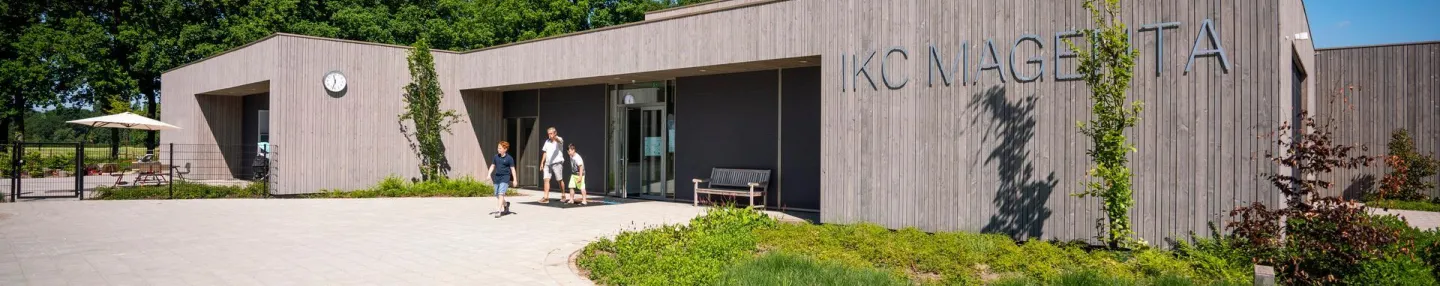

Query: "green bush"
<box><xmin>1173</xmin><ymin>231</ymin><xmax>1254</xmax><ymax>283</ymax></box>
<box><xmin>579</xmin><ymin>207</ymin><xmax>1258</xmax><ymax>285</ymax></box>
<box><xmin>1343</xmin><ymin>256</ymin><xmax>1436</xmax><ymax>286</ymax></box>
<box><xmin>96</xmin><ymin>181</ymin><xmax>267</xmax><ymax>200</ymax></box>
<box><xmin>714</xmin><ymin>252</ymin><xmax>906</xmax><ymax>286</ymax></box>
<box><xmin>304</xmin><ymin>176</ymin><xmax>507</xmax><ymax>198</ymax></box>
<box><xmin>1375</xmin><ymin>129</ymin><xmax>1439</xmax><ymax>201</ymax></box>
<box><xmin>578</xmin><ymin>206</ymin><xmax>774</xmax><ymax>286</ymax></box>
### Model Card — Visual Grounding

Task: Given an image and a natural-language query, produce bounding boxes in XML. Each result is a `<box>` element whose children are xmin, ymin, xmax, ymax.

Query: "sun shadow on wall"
<box><xmin>969</xmin><ymin>86</ymin><xmax>1059</xmax><ymax>240</ymax></box>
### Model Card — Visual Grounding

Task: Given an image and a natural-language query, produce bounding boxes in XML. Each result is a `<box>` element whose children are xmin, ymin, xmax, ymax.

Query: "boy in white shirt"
<box><xmin>565</xmin><ymin>144</ymin><xmax>589</xmax><ymax>205</ymax></box>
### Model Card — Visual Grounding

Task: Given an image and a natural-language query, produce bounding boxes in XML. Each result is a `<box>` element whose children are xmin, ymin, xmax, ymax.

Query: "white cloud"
<box><xmin>1336</xmin><ymin>20</ymin><xmax>1352</xmax><ymax>29</ymax></box>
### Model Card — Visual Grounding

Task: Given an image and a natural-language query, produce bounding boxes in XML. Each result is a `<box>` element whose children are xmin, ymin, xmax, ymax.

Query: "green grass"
<box><xmin>577</xmin><ymin>207</ymin><xmax>1256</xmax><ymax>286</ymax></box>
<box><xmin>18</xmin><ymin>146</ymin><xmax>148</xmax><ymax>159</ymax></box>
<box><xmin>713</xmin><ymin>252</ymin><xmax>907</xmax><ymax>286</ymax></box>
<box><xmin>95</xmin><ymin>175</ymin><xmax>514</xmax><ymax>200</ymax></box>
<box><xmin>1368</xmin><ymin>199</ymin><xmax>1440</xmax><ymax>212</ymax></box>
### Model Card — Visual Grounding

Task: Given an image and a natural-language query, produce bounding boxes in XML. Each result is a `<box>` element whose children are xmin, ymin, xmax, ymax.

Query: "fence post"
<box><xmin>11</xmin><ymin>142</ymin><xmax>21</xmax><ymax>202</ymax></box>
<box><xmin>169</xmin><ymin>143</ymin><xmax>174</xmax><ymax>199</ymax></box>
<box><xmin>76</xmin><ymin>142</ymin><xmax>84</xmax><ymax>200</ymax></box>
<box><xmin>8</xmin><ymin>142</ymin><xmax>17</xmax><ymax>202</ymax></box>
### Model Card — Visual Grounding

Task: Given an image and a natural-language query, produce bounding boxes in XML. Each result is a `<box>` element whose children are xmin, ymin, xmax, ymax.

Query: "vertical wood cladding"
<box><xmin>1315</xmin><ymin>42</ymin><xmax>1440</xmax><ymax>199</ymax></box>
<box><xmin>162</xmin><ymin>0</ymin><xmax>1305</xmax><ymax>243</ymax></box>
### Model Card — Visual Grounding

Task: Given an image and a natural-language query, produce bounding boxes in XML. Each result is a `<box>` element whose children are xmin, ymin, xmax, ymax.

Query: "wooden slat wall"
<box><xmin>1315</xmin><ymin>42</ymin><xmax>1440</xmax><ymax>199</ymax></box>
<box><xmin>161</xmin><ymin>0</ymin><xmax>1304</xmax><ymax>243</ymax></box>
<box><xmin>160</xmin><ymin>40</ymin><xmax>275</xmax><ymax>184</ymax></box>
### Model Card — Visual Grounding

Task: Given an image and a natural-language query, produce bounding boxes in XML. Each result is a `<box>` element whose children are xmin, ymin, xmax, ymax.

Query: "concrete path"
<box><xmin>1370</xmin><ymin>208</ymin><xmax>1440</xmax><ymax>231</ymax></box>
<box><xmin>0</xmin><ymin>190</ymin><xmax>713</xmax><ymax>285</ymax></box>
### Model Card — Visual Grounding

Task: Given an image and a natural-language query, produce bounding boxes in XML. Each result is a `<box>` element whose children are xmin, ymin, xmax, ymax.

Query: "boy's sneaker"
<box><xmin>494</xmin><ymin>212</ymin><xmax>502</xmax><ymax>218</ymax></box>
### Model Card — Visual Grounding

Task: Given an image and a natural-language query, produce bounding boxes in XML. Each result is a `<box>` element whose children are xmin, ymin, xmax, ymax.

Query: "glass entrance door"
<box><xmin>608</xmin><ymin>81</ymin><xmax>675</xmax><ymax>199</ymax></box>
<box><xmin>625</xmin><ymin>105</ymin><xmax>669</xmax><ymax>198</ymax></box>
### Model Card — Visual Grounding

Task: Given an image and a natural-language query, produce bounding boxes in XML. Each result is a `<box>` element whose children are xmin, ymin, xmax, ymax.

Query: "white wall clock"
<box><xmin>323</xmin><ymin>70</ymin><xmax>347</xmax><ymax>98</ymax></box>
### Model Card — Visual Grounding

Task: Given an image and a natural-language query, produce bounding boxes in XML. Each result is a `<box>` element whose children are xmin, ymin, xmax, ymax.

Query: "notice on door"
<box><xmin>645</xmin><ymin>137</ymin><xmax>663</xmax><ymax>157</ymax></box>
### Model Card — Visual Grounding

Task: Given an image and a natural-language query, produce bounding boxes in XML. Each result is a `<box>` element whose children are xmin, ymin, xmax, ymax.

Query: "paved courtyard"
<box><xmin>0</xmin><ymin>190</ymin><xmax>713</xmax><ymax>285</ymax></box>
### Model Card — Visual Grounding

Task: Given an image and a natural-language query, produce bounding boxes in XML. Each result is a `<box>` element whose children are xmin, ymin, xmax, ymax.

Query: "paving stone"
<box><xmin>0</xmin><ymin>189</ymin><xmax>712</xmax><ymax>285</ymax></box>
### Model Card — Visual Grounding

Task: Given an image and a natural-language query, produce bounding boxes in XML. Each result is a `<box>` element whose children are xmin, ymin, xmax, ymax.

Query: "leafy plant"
<box><xmin>1066</xmin><ymin>0</ymin><xmax>1143</xmax><ymax>249</ymax></box>
<box><xmin>306</xmin><ymin>175</ymin><xmax>507</xmax><ymax>198</ymax></box>
<box><xmin>398</xmin><ymin>39</ymin><xmax>464</xmax><ymax>181</ymax></box>
<box><xmin>578</xmin><ymin>205</ymin><xmax>774</xmax><ymax>286</ymax></box>
<box><xmin>1225</xmin><ymin>109</ymin><xmax>1415</xmax><ymax>285</ymax></box>
<box><xmin>1374</xmin><ymin>129</ymin><xmax>1438</xmax><ymax>201</ymax></box>
<box><xmin>96</xmin><ymin>181</ymin><xmax>268</xmax><ymax>200</ymax></box>
<box><xmin>714</xmin><ymin>252</ymin><xmax>906</xmax><ymax>286</ymax></box>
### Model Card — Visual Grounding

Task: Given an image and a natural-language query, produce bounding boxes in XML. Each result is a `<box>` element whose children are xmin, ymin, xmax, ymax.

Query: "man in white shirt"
<box><xmin>540</xmin><ymin>127</ymin><xmax>565</xmax><ymax>203</ymax></box>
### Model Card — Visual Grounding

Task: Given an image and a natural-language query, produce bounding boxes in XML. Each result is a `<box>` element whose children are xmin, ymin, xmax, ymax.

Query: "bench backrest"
<box><xmin>709</xmin><ymin>168</ymin><xmax>771</xmax><ymax>188</ymax></box>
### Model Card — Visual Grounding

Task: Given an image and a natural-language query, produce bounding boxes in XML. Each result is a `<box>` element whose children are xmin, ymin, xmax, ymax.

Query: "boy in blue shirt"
<box><xmin>488</xmin><ymin>141</ymin><xmax>517</xmax><ymax>218</ymax></box>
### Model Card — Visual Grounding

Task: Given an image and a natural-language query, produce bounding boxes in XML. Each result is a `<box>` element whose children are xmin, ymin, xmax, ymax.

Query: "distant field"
<box><xmin>5</xmin><ymin>146</ymin><xmax>149</xmax><ymax>159</ymax></box>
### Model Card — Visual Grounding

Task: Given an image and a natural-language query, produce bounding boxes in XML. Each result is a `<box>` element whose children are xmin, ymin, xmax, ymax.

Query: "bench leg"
<box><xmin>694</xmin><ymin>191</ymin><xmax>698</xmax><ymax>206</ymax></box>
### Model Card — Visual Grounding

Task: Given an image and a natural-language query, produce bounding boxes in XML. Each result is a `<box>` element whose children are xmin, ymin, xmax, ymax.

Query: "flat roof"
<box><xmin>164</xmin><ymin>0</ymin><xmax>788</xmax><ymax>74</ymax></box>
<box><xmin>1316</xmin><ymin>40</ymin><xmax>1440</xmax><ymax>51</ymax></box>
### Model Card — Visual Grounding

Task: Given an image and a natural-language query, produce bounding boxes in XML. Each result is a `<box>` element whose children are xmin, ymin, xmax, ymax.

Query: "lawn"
<box><xmin>17</xmin><ymin>146</ymin><xmax>148</xmax><ymax>159</ymax></box>
<box><xmin>577</xmin><ymin>207</ymin><xmax>1256</xmax><ymax>286</ymax></box>
<box><xmin>1368</xmin><ymin>199</ymin><xmax>1440</xmax><ymax>212</ymax></box>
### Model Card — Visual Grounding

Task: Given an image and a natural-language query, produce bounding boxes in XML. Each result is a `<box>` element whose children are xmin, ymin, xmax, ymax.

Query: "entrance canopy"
<box><xmin>66</xmin><ymin>112</ymin><xmax>181</xmax><ymax>131</ymax></box>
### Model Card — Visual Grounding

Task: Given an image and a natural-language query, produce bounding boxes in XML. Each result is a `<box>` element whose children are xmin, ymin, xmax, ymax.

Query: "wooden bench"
<box><xmin>692</xmin><ymin>168</ymin><xmax>771</xmax><ymax>209</ymax></box>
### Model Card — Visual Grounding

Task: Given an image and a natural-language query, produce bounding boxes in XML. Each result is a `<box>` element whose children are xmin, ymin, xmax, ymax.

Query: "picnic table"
<box><xmin>112</xmin><ymin>162</ymin><xmax>170</xmax><ymax>186</ymax></box>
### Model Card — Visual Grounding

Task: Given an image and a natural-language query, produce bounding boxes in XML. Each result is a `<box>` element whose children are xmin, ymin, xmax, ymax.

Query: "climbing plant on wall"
<box><xmin>1067</xmin><ymin>0</ymin><xmax>1143</xmax><ymax>249</ymax></box>
<box><xmin>399</xmin><ymin>39</ymin><xmax>463</xmax><ymax>181</ymax></box>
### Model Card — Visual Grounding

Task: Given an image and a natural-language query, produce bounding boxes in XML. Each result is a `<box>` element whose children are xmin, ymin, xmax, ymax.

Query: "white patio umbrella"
<box><xmin>66</xmin><ymin>112</ymin><xmax>181</xmax><ymax>131</ymax></box>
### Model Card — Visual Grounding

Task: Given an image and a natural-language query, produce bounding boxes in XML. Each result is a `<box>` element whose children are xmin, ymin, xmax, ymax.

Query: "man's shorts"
<box><xmin>494</xmin><ymin>182</ymin><xmax>509</xmax><ymax>197</ymax></box>
<box><xmin>569</xmin><ymin>175</ymin><xmax>585</xmax><ymax>189</ymax></box>
<box><xmin>543</xmin><ymin>164</ymin><xmax>564</xmax><ymax>180</ymax></box>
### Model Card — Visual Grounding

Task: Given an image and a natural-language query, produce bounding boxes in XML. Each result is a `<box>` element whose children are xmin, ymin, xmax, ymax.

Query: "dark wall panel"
<box><xmin>240</xmin><ymin>93</ymin><xmax>271</xmax><ymax>178</ymax></box>
<box><xmin>780</xmin><ymin>67</ymin><xmax>822</xmax><ymax>211</ymax></box>
<box><xmin>538</xmin><ymin>85</ymin><xmax>607</xmax><ymax>192</ymax></box>
<box><xmin>504</xmin><ymin>90</ymin><xmax>539</xmax><ymax>118</ymax></box>
<box><xmin>676</xmin><ymin>70</ymin><xmax>779</xmax><ymax>206</ymax></box>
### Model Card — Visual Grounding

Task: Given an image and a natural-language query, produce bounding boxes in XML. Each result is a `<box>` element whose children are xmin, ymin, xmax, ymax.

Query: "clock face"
<box><xmin>323</xmin><ymin>71</ymin><xmax>347</xmax><ymax>98</ymax></box>
<box><xmin>323</xmin><ymin>71</ymin><xmax>347</xmax><ymax>92</ymax></box>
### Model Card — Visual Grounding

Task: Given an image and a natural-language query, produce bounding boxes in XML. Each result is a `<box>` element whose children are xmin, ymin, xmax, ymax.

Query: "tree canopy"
<box><xmin>1</xmin><ymin>0</ymin><xmax>710</xmax><ymax>147</ymax></box>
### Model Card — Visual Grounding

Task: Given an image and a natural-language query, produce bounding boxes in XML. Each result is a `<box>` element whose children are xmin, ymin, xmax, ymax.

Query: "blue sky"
<box><xmin>1305</xmin><ymin>0</ymin><xmax>1440</xmax><ymax>48</ymax></box>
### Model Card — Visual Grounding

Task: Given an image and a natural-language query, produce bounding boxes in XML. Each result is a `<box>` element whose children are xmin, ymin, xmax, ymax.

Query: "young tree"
<box><xmin>1067</xmin><ymin>0</ymin><xmax>1142</xmax><ymax>248</ymax></box>
<box><xmin>398</xmin><ymin>39</ymin><xmax>463</xmax><ymax>181</ymax></box>
<box><xmin>1377</xmin><ymin>129</ymin><xmax>1437</xmax><ymax>201</ymax></box>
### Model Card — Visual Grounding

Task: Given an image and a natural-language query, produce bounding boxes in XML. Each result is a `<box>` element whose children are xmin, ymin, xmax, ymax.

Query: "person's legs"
<box><xmin>578</xmin><ymin>176</ymin><xmax>588</xmax><ymax>205</ymax></box>
<box><xmin>540</xmin><ymin>166</ymin><xmax>552</xmax><ymax>202</ymax></box>
<box><xmin>494</xmin><ymin>182</ymin><xmax>508</xmax><ymax>218</ymax></box>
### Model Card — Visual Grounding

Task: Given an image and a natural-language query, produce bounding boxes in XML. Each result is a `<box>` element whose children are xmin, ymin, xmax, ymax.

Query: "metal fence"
<box><xmin>5</xmin><ymin>142</ymin><xmax>274</xmax><ymax>202</ymax></box>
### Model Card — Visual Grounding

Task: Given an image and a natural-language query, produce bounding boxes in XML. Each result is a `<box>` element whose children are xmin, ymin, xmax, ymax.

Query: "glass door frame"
<box><xmin>620</xmin><ymin>103</ymin><xmax>669</xmax><ymax>199</ymax></box>
<box><xmin>607</xmin><ymin>80</ymin><xmax>676</xmax><ymax>200</ymax></box>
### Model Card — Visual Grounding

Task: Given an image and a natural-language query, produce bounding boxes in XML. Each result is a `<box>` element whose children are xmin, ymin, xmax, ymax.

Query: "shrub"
<box><xmin>577</xmin><ymin>206</ymin><xmax>774</xmax><ymax>286</ymax></box>
<box><xmin>1343</xmin><ymin>256</ymin><xmax>1436</xmax><ymax>286</ymax></box>
<box><xmin>1374</xmin><ymin>129</ymin><xmax>1439</xmax><ymax>201</ymax></box>
<box><xmin>305</xmin><ymin>176</ymin><xmax>504</xmax><ymax>198</ymax></box>
<box><xmin>1172</xmin><ymin>227</ymin><xmax>1253</xmax><ymax>284</ymax></box>
<box><xmin>96</xmin><ymin>181</ymin><xmax>267</xmax><ymax>200</ymax></box>
<box><xmin>713</xmin><ymin>252</ymin><xmax>906</xmax><ymax>286</ymax></box>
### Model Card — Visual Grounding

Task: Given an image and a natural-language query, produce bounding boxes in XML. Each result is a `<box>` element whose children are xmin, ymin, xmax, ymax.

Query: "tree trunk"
<box><xmin>1</xmin><ymin>111</ymin><xmax>10</xmax><ymax>146</ymax></box>
<box><xmin>110</xmin><ymin>129</ymin><xmax>120</xmax><ymax>160</ymax></box>
<box><xmin>14</xmin><ymin>95</ymin><xmax>26</xmax><ymax>143</ymax></box>
<box><xmin>144</xmin><ymin>90</ymin><xmax>157</xmax><ymax>150</ymax></box>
